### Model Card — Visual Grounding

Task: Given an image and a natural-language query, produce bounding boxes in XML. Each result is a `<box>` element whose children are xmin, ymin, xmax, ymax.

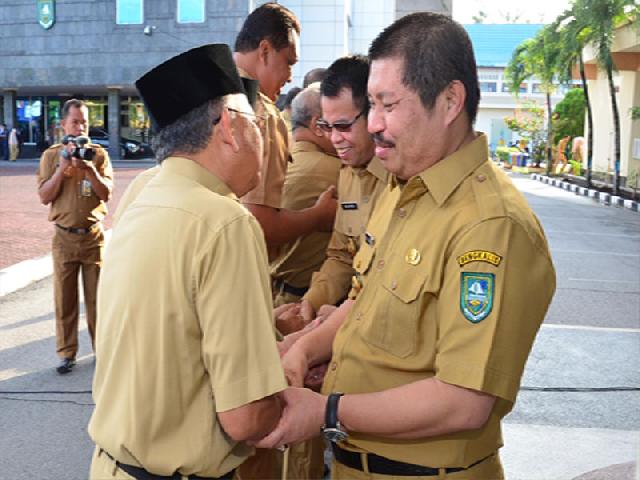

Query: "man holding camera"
<box><xmin>37</xmin><ymin>98</ymin><xmax>113</xmax><ymax>375</ymax></box>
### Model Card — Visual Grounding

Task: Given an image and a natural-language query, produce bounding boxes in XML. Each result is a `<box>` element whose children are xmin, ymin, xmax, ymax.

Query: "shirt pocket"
<box><xmin>362</xmin><ymin>259</ymin><xmax>440</xmax><ymax>359</ymax></box>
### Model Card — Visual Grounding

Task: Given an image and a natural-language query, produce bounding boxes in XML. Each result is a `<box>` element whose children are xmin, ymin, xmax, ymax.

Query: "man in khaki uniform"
<box><xmin>234</xmin><ymin>3</ymin><xmax>337</xmax><ymax>258</ymax></box>
<box><xmin>112</xmin><ymin>164</ymin><xmax>159</xmax><ymax>226</ymax></box>
<box><xmin>296</xmin><ymin>55</ymin><xmax>390</xmax><ymax>321</ymax></box>
<box><xmin>255</xmin><ymin>13</ymin><xmax>556</xmax><ymax>479</ymax></box>
<box><xmin>271</xmin><ymin>83</ymin><xmax>341</xmax><ymax>313</ymax></box>
<box><xmin>36</xmin><ymin>99</ymin><xmax>113</xmax><ymax>375</ymax></box>
<box><xmin>89</xmin><ymin>44</ymin><xmax>286</xmax><ymax>480</ymax></box>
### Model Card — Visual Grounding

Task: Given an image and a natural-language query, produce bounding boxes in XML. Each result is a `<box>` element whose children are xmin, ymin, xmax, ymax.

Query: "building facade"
<box><xmin>0</xmin><ymin>0</ymin><xmax>250</xmax><ymax>159</ymax></box>
<box><xmin>581</xmin><ymin>21</ymin><xmax>639</xmax><ymax>185</ymax></box>
<box><xmin>464</xmin><ymin>24</ymin><xmax>570</xmax><ymax>154</ymax></box>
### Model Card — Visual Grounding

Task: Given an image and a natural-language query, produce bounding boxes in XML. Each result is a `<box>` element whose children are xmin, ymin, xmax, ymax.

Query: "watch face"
<box><xmin>323</xmin><ymin>427</ymin><xmax>348</xmax><ymax>443</ymax></box>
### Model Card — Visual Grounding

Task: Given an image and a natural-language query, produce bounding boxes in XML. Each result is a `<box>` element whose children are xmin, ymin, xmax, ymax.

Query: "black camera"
<box><xmin>61</xmin><ymin>135</ymin><xmax>95</xmax><ymax>161</ymax></box>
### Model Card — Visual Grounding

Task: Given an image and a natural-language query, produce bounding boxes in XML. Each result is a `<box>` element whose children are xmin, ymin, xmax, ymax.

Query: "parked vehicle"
<box><xmin>88</xmin><ymin>128</ymin><xmax>153</xmax><ymax>159</ymax></box>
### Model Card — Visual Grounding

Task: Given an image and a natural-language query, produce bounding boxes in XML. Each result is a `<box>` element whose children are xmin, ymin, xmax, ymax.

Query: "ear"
<box><xmin>258</xmin><ymin>39</ymin><xmax>271</xmax><ymax>65</ymax></box>
<box><xmin>443</xmin><ymin>80</ymin><xmax>466</xmax><ymax>127</ymax></box>
<box><xmin>310</xmin><ymin>115</ymin><xmax>324</xmax><ymax>137</ymax></box>
<box><xmin>219</xmin><ymin>109</ymin><xmax>240</xmax><ymax>153</ymax></box>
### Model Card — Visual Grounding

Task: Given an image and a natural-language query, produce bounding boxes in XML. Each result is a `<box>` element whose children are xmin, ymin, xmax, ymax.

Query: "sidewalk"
<box><xmin>0</xmin><ymin>158</ymin><xmax>154</xmax><ymax>295</ymax></box>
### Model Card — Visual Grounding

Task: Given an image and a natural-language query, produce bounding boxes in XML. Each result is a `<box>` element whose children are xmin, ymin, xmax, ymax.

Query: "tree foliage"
<box><xmin>552</xmin><ymin>88</ymin><xmax>586</xmax><ymax>143</ymax></box>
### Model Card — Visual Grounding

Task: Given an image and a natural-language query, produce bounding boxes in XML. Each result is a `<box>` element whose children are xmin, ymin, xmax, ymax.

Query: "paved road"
<box><xmin>0</xmin><ymin>172</ymin><xmax>638</xmax><ymax>479</ymax></box>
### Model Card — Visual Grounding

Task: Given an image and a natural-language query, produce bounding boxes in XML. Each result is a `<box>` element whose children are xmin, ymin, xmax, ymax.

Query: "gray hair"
<box><xmin>290</xmin><ymin>83</ymin><xmax>322</xmax><ymax>131</ymax></box>
<box><xmin>151</xmin><ymin>98</ymin><xmax>224</xmax><ymax>163</ymax></box>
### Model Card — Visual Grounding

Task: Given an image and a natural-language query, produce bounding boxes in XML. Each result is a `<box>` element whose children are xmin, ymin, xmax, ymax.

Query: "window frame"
<box><xmin>116</xmin><ymin>0</ymin><xmax>144</xmax><ymax>25</ymax></box>
<box><xmin>177</xmin><ymin>0</ymin><xmax>206</xmax><ymax>24</ymax></box>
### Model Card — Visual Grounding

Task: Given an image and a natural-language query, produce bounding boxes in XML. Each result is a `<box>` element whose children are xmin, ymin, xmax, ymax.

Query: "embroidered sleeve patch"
<box><xmin>457</xmin><ymin>250</ymin><xmax>502</xmax><ymax>267</ymax></box>
<box><xmin>460</xmin><ymin>272</ymin><xmax>494</xmax><ymax>323</ymax></box>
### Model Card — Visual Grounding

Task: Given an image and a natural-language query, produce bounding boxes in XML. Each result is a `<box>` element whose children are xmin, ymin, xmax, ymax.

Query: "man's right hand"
<box><xmin>299</xmin><ymin>299</ymin><xmax>316</xmax><ymax>323</ymax></box>
<box><xmin>313</xmin><ymin>186</ymin><xmax>338</xmax><ymax>232</ymax></box>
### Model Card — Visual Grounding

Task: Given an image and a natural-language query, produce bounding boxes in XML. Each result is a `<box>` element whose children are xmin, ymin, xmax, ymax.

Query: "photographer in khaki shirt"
<box><xmin>36</xmin><ymin>99</ymin><xmax>112</xmax><ymax>375</ymax></box>
<box><xmin>255</xmin><ymin>14</ymin><xmax>556</xmax><ymax>480</ymax></box>
<box><xmin>89</xmin><ymin>44</ymin><xmax>286</xmax><ymax>480</ymax></box>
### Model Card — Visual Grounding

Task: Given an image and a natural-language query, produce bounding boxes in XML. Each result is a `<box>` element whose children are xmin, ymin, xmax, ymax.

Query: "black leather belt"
<box><xmin>273</xmin><ymin>278</ymin><xmax>308</xmax><ymax>297</ymax></box>
<box><xmin>55</xmin><ymin>223</ymin><xmax>99</xmax><ymax>235</ymax></box>
<box><xmin>100</xmin><ymin>449</ymin><xmax>234</xmax><ymax>480</ymax></box>
<box><xmin>332</xmin><ymin>443</ymin><xmax>491</xmax><ymax>477</ymax></box>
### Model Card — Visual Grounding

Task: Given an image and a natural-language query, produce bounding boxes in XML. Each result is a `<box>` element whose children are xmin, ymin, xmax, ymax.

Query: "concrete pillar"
<box><xmin>3</xmin><ymin>89</ymin><xmax>17</xmax><ymax>129</ymax></box>
<box><xmin>107</xmin><ymin>87</ymin><xmax>121</xmax><ymax>160</ymax></box>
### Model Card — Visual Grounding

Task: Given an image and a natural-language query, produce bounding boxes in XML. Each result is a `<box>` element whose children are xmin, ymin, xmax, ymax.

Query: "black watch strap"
<box><xmin>325</xmin><ymin>392</ymin><xmax>344</xmax><ymax>429</ymax></box>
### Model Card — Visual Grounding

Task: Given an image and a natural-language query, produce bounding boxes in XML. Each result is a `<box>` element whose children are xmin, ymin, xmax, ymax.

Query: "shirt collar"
<box><xmin>161</xmin><ymin>157</ymin><xmax>237</xmax><ymax>201</ymax></box>
<box><xmin>366</xmin><ymin>156</ymin><xmax>390</xmax><ymax>183</ymax></box>
<box><xmin>419</xmin><ymin>133</ymin><xmax>489</xmax><ymax>207</ymax></box>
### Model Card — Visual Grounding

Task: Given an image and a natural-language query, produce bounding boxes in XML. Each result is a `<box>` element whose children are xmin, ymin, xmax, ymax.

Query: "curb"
<box><xmin>0</xmin><ymin>230</ymin><xmax>112</xmax><ymax>298</ymax></box>
<box><xmin>530</xmin><ymin>174</ymin><xmax>639</xmax><ymax>213</ymax></box>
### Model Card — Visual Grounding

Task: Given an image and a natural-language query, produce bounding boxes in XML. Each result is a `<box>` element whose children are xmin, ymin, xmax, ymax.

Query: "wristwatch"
<box><xmin>322</xmin><ymin>392</ymin><xmax>348</xmax><ymax>443</ymax></box>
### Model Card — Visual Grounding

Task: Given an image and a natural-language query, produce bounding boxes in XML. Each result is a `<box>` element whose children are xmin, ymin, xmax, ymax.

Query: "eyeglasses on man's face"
<box><xmin>316</xmin><ymin>109</ymin><xmax>367</xmax><ymax>133</ymax></box>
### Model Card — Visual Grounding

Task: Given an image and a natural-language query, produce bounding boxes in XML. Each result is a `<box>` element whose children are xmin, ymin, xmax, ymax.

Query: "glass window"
<box><xmin>480</xmin><ymin>81</ymin><xmax>497</xmax><ymax>93</ymax></box>
<box><xmin>177</xmin><ymin>0</ymin><xmax>205</xmax><ymax>23</ymax></box>
<box><xmin>117</xmin><ymin>0</ymin><xmax>143</xmax><ymax>25</ymax></box>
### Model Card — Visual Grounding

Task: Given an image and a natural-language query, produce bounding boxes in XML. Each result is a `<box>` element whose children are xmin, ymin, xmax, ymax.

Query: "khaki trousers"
<box><xmin>331</xmin><ymin>452</ymin><xmax>504</xmax><ymax>480</ymax></box>
<box><xmin>235</xmin><ymin>437</ymin><xmax>325</xmax><ymax>480</ymax></box>
<box><xmin>90</xmin><ymin>447</ymin><xmax>135</xmax><ymax>479</ymax></box>
<box><xmin>52</xmin><ymin>225</ymin><xmax>104</xmax><ymax>359</ymax></box>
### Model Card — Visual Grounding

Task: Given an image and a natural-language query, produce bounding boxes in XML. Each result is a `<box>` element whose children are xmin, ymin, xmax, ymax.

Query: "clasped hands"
<box><xmin>251</xmin><ymin>302</ymin><xmax>338</xmax><ymax>449</ymax></box>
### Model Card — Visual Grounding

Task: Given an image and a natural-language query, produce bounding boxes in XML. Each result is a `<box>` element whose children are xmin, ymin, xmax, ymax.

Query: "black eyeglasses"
<box><xmin>316</xmin><ymin>109</ymin><xmax>366</xmax><ymax>133</ymax></box>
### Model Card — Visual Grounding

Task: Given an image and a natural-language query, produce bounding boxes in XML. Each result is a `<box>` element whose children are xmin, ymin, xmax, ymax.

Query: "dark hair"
<box><xmin>235</xmin><ymin>3</ymin><xmax>300</xmax><ymax>53</ymax></box>
<box><xmin>320</xmin><ymin>55</ymin><xmax>370</xmax><ymax>113</ymax></box>
<box><xmin>62</xmin><ymin>99</ymin><xmax>87</xmax><ymax>120</ymax></box>
<box><xmin>277</xmin><ymin>86</ymin><xmax>302</xmax><ymax>111</ymax></box>
<box><xmin>303</xmin><ymin>68</ymin><xmax>328</xmax><ymax>88</ymax></box>
<box><xmin>368</xmin><ymin>12</ymin><xmax>480</xmax><ymax>124</ymax></box>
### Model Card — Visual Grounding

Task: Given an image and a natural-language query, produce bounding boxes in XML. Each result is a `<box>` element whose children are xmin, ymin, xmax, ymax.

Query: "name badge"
<box><xmin>80</xmin><ymin>179</ymin><xmax>92</xmax><ymax>197</ymax></box>
<box><xmin>341</xmin><ymin>202</ymin><xmax>358</xmax><ymax>210</ymax></box>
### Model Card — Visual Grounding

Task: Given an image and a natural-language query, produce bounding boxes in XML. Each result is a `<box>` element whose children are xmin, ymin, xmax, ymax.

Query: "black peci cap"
<box><xmin>136</xmin><ymin>44</ymin><xmax>246</xmax><ymax>130</ymax></box>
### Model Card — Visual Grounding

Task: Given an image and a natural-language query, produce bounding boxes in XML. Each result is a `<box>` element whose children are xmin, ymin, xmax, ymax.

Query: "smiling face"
<box><xmin>320</xmin><ymin>88</ymin><xmax>374</xmax><ymax>168</ymax></box>
<box><xmin>367</xmin><ymin>56</ymin><xmax>450</xmax><ymax>180</ymax></box>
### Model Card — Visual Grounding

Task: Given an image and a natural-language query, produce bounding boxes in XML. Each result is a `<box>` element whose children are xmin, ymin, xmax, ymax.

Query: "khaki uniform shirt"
<box><xmin>112</xmin><ymin>164</ymin><xmax>160</xmax><ymax>226</ymax></box>
<box><xmin>303</xmin><ymin>157</ymin><xmax>389</xmax><ymax>310</ymax></box>
<box><xmin>241</xmin><ymin>90</ymin><xmax>290</xmax><ymax>209</ymax></box>
<box><xmin>89</xmin><ymin>157</ymin><xmax>287</xmax><ymax>477</ymax></box>
<box><xmin>36</xmin><ymin>144</ymin><xmax>112</xmax><ymax>227</ymax></box>
<box><xmin>270</xmin><ymin>141</ymin><xmax>341</xmax><ymax>290</ymax></box>
<box><xmin>322</xmin><ymin>134</ymin><xmax>556</xmax><ymax>468</ymax></box>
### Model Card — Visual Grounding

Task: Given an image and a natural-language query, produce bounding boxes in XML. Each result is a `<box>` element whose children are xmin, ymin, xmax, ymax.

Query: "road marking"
<box><xmin>553</xmin><ymin>249</ymin><xmax>640</xmax><ymax>258</ymax></box>
<box><xmin>568</xmin><ymin>277</ymin><xmax>640</xmax><ymax>285</ymax></box>
<box><xmin>542</xmin><ymin>323</ymin><xmax>640</xmax><ymax>333</ymax></box>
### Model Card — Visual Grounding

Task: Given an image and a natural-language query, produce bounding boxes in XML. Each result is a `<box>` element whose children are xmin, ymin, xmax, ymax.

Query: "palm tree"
<box><xmin>505</xmin><ymin>25</ymin><xmax>563</xmax><ymax>175</ymax></box>
<box><xmin>552</xmin><ymin>8</ymin><xmax>595</xmax><ymax>186</ymax></box>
